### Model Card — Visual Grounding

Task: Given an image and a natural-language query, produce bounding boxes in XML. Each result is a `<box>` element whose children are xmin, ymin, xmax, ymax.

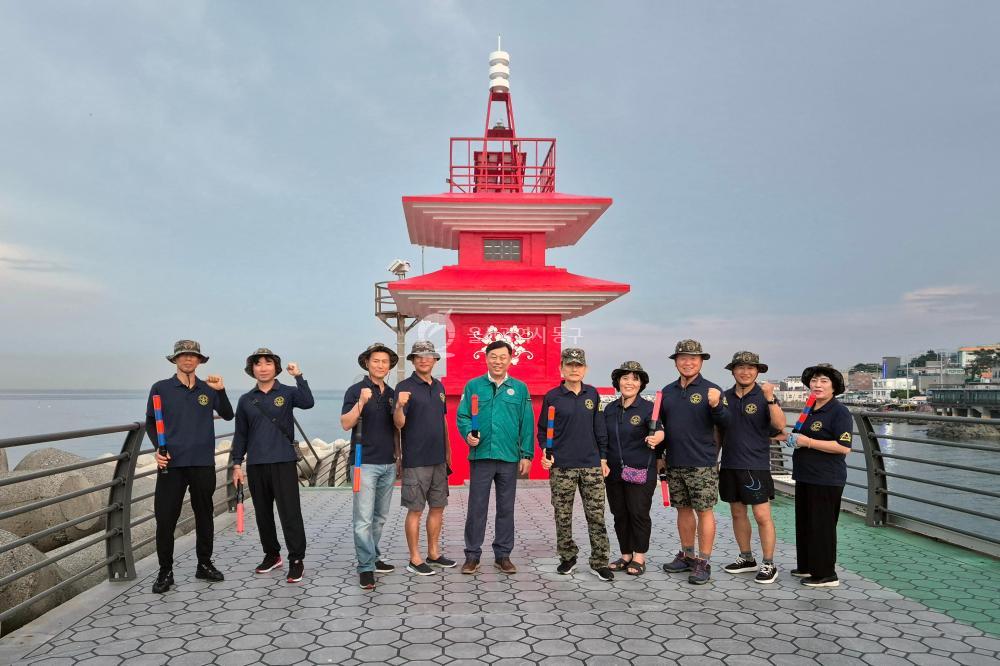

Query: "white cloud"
<box><xmin>0</xmin><ymin>242</ymin><xmax>103</xmax><ymax>294</ymax></box>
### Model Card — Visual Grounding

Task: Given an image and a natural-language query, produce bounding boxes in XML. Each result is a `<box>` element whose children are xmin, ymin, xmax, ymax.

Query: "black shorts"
<box><xmin>719</xmin><ymin>468</ymin><xmax>775</xmax><ymax>505</ymax></box>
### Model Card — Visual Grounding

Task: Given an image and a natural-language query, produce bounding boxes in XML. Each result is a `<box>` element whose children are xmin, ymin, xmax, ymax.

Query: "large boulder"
<box><xmin>0</xmin><ymin>528</ymin><xmax>73</xmax><ymax>636</ymax></box>
<box><xmin>0</xmin><ymin>470</ymin><xmax>103</xmax><ymax>551</ymax></box>
<box><xmin>14</xmin><ymin>448</ymin><xmax>117</xmax><ymax>489</ymax></box>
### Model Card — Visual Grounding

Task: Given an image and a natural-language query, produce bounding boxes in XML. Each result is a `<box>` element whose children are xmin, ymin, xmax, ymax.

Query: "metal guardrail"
<box><xmin>0</xmin><ymin>417</ymin><xmax>340</xmax><ymax>630</ymax></box>
<box><xmin>770</xmin><ymin>408</ymin><xmax>1000</xmax><ymax>557</ymax></box>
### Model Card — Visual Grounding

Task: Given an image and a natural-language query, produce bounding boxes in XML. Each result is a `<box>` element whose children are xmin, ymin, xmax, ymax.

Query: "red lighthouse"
<box><xmin>388</xmin><ymin>46</ymin><xmax>630</xmax><ymax>482</ymax></box>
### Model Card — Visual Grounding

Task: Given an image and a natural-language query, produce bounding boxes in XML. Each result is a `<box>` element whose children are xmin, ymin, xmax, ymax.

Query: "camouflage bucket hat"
<box><xmin>561</xmin><ymin>348</ymin><xmax>587</xmax><ymax>365</ymax></box>
<box><xmin>611</xmin><ymin>360</ymin><xmax>649</xmax><ymax>390</ymax></box>
<box><xmin>166</xmin><ymin>339</ymin><xmax>209</xmax><ymax>363</ymax></box>
<box><xmin>245</xmin><ymin>347</ymin><xmax>282</xmax><ymax>377</ymax></box>
<box><xmin>801</xmin><ymin>363</ymin><xmax>846</xmax><ymax>396</ymax></box>
<box><xmin>724</xmin><ymin>351</ymin><xmax>769</xmax><ymax>373</ymax></box>
<box><xmin>406</xmin><ymin>340</ymin><xmax>441</xmax><ymax>361</ymax></box>
<box><xmin>358</xmin><ymin>342</ymin><xmax>399</xmax><ymax>370</ymax></box>
<box><xmin>669</xmin><ymin>339</ymin><xmax>710</xmax><ymax>360</ymax></box>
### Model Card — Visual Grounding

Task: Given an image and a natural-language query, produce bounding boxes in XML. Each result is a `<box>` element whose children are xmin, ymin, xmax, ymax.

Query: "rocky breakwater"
<box><xmin>927</xmin><ymin>421</ymin><xmax>1000</xmax><ymax>441</ymax></box>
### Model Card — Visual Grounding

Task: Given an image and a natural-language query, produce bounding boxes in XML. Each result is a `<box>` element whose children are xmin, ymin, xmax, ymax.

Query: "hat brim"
<box><xmin>801</xmin><ymin>365</ymin><xmax>846</xmax><ymax>396</ymax></box>
<box><xmin>724</xmin><ymin>362</ymin><xmax>768</xmax><ymax>373</ymax></box>
<box><xmin>245</xmin><ymin>354</ymin><xmax>282</xmax><ymax>378</ymax></box>
<box><xmin>358</xmin><ymin>346</ymin><xmax>399</xmax><ymax>370</ymax></box>
<box><xmin>669</xmin><ymin>352</ymin><xmax>710</xmax><ymax>360</ymax></box>
<box><xmin>167</xmin><ymin>353</ymin><xmax>209</xmax><ymax>363</ymax></box>
<box><xmin>611</xmin><ymin>368</ymin><xmax>649</xmax><ymax>388</ymax></box>
<box><xmin>407</xmin><ymin>352</ymin><xmax>441</xmax><ymax>361</ymax></box>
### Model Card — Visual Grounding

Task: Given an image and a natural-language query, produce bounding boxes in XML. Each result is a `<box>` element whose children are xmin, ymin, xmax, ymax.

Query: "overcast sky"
<box><xmin>1</xmin><ymin>1</ymin><xmax>998</xmax><ymax>391</ymax></box>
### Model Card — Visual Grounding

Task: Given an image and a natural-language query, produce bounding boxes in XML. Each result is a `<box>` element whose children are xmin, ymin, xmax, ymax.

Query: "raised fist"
<box><xmin>762</xmin><ymin>382</ymin><xmax>776</xmax><ymax>400</ymax></box>
<box><xmin>707</xmin><ymin>387</ymin><xmax>721</xmax><ymax>408</ymax></box>
<box><xmin>286</xmin><ymin>362</ymin><xmax>302</xmax><ymax>377</ymax></box>
<box><xmin>206</xmin><ymin>375</ymin><xmax>224</xmax><ymax>391</ymax></box>
<box><xmin>359</xmin><ymin>388</ymin><xmax>373</xmax><ymax>405</ymax></box>
<box><xmin>397</xmin><ymin>391</ymin><xmax>411</xmax><ymax>407</ymax></box>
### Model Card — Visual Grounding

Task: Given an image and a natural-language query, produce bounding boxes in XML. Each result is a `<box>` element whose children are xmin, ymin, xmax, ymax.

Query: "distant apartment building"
<box><xmin>848</xmin><ymin>371</ymin><xmax>876</xmax><ymax>391</ymax></box>
<box><xmin>958</xmin><ymin>344</ymin><xmax>1000</xmax><ymax>368</ymax></box>
<box><xmin>872</xmin><ymin>377</ymin><xmax>916</xmax><ymax>401</ymax></box>
<box><xmin>882</xmin><ymin>356</ymin><xmax>901</xmax><ymax>379</ymax></box>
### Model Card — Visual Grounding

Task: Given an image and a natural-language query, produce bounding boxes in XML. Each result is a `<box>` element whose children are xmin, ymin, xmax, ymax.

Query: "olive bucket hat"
<box><xmin>611</xmin><ymin>360</ymin><xmax>650</xmax><ymax>391</ymax></box>
<box><xmin>245</xmin><ymin>348</ymin><xmax>282</xmax><ymax>377</ymax></box>
<box><xmin>724</xmin><ymin>351</ymin><xmax>769</xmax><ymax>373</ymax></box>
<box><xmin>801</xmin><ymin>363</ymin><xmax>846</xmax><ymax>396</ymax></box>
<box><xmin>358</xmin><ymin>342</ymin><xmax>399</xmax><ymax>370</ymax></box>
<box><xmin>166</xmin><ymin>339</ymin><xmax>209</xmax><ymax>363</ymax></box>
<box><xmin>669</xmin><ymin>339</ymin><xmax>710</xmax><ymax>360</ymax></box>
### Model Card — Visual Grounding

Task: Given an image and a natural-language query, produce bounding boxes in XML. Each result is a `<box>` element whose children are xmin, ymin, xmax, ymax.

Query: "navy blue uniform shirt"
<box><xmin>145</xmin><ymin>376</ymin><xmax>234</xmax><ymax>467</ymax></box>
<box><xmin>232</xmin><ymin>376</ymin><xmax>315</xmax><ymax>465</ymax></box>
<box><xmin>341</xmin><ymin>376</ymin><xmax>396</xmax><ymax>466</ymax></box>
<box><xmin>659</xmin><ymin>374</ymin><xmax>730</xmax><ymax>468</ymax></box>
<box><xmin>397</xmin><ymin>372</ymin><xmax>447</xmax><ymax>468</ymax></box>
<box><xmin>721</xmin><ymin>384</ymin><xmax>778</xmax><ymax>470</ymax></box>
<box><xmin>537</xmin><ymin>383</ymin><xmax>608</xmax><ymax>469</ymax></box>
<box><xmin>604</xmin><ymin>397</ymin><xmax>664</xmax><ymax>476</ymax></box>
<box><xmin>792</xmin><ymin>398</ymin><xmax>854</xmax><ymax>487</ymax></box>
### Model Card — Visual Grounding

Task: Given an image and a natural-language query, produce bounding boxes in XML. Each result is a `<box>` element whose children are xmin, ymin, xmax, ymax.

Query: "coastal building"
<box><xmin>872</xmin><ymin>377</ymin><xmax>916</xmax><ymax>402</ymax></box>
<box><xmin>387</xmin><ymin>46</ymin><xmax>629</xmax><ymax>482</ymax></box>
<box><xmin>958</xmin><ymin>344</ymin><xmax>1000</xmax><ymax>368</ymax></box>
<box><xmin>848</xmin><ymin>371</ymin><xmax>876</xmax><ymax>391</ymax></box>
<box><xmin>882</xmin><ymin>356</ymin><xmax>901</xmax><ymax>378</ymax></box>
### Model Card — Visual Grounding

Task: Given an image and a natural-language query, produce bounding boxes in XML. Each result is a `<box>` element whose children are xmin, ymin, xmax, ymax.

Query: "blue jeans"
<box><xmin>351</xmin><ymin>464</ymin><xmax>396</xmax><ymax>573</ymax></box>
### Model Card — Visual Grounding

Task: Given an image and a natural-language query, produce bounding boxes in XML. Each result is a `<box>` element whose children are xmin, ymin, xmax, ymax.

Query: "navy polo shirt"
<box><xmin>536</xmin><ymin>383</ymin><xmax>608</xmax><ymax>469</ymax></box>
<box><xmin>145</xmin><ymin>376</ymin><xmax>234</xmax><ymax>468</ymax></box>
<box><xmin>232</xmin><ymin>376</ymin><xmax>315</xmax><ymax>465</ymax></box>
<box><xmin>604</xmin><ymin>397</ymin><xmax>664</xmax><ymax>475</ymax></box>
<box><xmin>397</xmin><ymin>372</ymin><xmax>448</xmax><ymax>468</ymax></box>
<box><xmin>792</xmin><ymin>398</ymin><xmax>854</xmax><ymax>487</ymax></box>
<box><xmin>341</xmin><ymin>376</ymin><xmax>396</xmax><ymax>466</ymax></box>
<box><xmin>721</xmin><ymin>384</ymin><xmax>778</xmax><ymax>470</ymax></box>
<box><xmin>659</xmin><ymin>374</ymin><xmax>730</xmax><ymax>468</ymax></box>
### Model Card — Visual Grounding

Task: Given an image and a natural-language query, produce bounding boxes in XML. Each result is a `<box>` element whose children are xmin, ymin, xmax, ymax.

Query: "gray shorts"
<box><xmin>401</xmin><ymin>463</ymin><xmax>449</xmax><ymax>512</ymax></box>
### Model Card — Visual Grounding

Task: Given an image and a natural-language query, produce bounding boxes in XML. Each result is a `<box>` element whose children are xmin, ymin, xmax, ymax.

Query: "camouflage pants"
<box><xmin>549</xmin><ymin>467</ymin><xmax>610</xmax><ymax>569</ymax></box>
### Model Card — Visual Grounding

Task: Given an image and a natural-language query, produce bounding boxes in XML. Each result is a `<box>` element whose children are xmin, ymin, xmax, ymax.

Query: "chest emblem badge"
<box><xmin>274</xmin><ymin>396</ymin><xmax>286</xmax><ymax>407</ymax></box>
<box><xmin>745</xmin><ymin>404</ymin><xmax>758</xmax><ymax>415</ymax></box>
<box><xmin>810</xmin><ymin>420</ymin><xmax>823</xmax><ymax>432</ymax></box>
<box><xmin>630</xmin><ymin>415</ymin><xmax>642</xmax><ymax>425</ymax></box>
<box><xmin>197</xmin><ymin>394</ymin><xmax>209</xmax><ymax>406</ymax></box>
<box><xmin>585</xmin><ymin>399</ymin><xmax>595</xmax><ymax>410</ymax></box>
<box><xmin>689</xmin><ymin>393</ymin><xmax>702</xmax><ymax>405</ymax></box>
<box><xmin>506</xmin><ymin>388</ymin><xmax>515</xmax><ymax>396</ymax></box>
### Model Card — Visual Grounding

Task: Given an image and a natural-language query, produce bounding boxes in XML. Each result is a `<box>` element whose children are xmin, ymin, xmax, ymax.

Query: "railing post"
<box><xmin>853</xmin><ymin>413</ymin><xmax>887</xmax><ymax>527</ymax></box>
<box><xmin>107</xmin><ymin>423</ymin><xmax>144</xmax><ymax>580</ymax></box>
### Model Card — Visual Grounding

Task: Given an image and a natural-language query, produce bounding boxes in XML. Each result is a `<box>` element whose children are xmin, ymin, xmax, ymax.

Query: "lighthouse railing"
<box><xmin>448</xmin><ymin>137</ymin><xmax>556</xmax><ymax>194</ymax></box>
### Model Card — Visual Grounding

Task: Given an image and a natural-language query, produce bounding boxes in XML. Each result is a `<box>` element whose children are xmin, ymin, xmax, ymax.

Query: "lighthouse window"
<box><xmin>483</xmin><ymin>239</ymin><xmax>521</xmax><ymax>262</ymax></box>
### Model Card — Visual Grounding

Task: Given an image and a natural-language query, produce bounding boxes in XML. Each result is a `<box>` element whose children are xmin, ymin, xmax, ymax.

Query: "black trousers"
<box><xmin>464</xmin><ymin>459</ymin><xmax>518</xmax><ymax>560</ymax></box>
<box><xmin>794</xmin><ymin>481</ymin><xmax>844</xmax><ymax>578</ymax></box>
<box><xmin>605</xmin><ymin>473</ymin><xmax>656</xmax><ymax>554</ymax></box>
<box><xmin>154</xmin><ymin>466</ymin><xmax>216</xmax><ymax>569</ymax></box>
<box><xmin>248</xmin><ymin>462</ymin><xmax>306</xmax><ymax>561</ymax></box>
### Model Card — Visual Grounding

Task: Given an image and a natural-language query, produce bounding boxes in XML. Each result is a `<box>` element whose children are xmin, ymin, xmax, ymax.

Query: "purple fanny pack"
<box><xmin>621</xmin><ymin>464</ymin><xmax>648</xmax><ymax>485</ymax></box>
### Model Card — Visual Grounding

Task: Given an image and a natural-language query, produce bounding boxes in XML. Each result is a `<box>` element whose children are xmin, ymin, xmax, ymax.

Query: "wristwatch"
<box><xmin>766</xmin><ymin>398</ymin><xmax>778</xmax><ymax>405</ymax></box>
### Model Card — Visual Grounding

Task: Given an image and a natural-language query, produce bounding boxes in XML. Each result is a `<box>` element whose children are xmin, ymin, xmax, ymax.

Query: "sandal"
<box><xmin>608</xmin><ymin>557</ymin><xmax>631</xmax><ymax>572</ymax></box>
<box><xmin>626</xmin><ymin>560</ymin><xmax>646</xmax><ymax>576</ymax></box>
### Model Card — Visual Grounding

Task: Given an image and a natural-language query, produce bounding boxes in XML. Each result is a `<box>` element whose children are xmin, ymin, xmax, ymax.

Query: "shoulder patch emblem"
<box><xmin>630</xmin><ymin>414</ymin><xmax>642</xmax><ymax>426</ymax></box>
<box><xmin>388</xmin><ymin>397</ymin><xmax>394</xmax><ymax>407</ymax></box>
<box><xmin>745</xmin><ymin>403</ymin><xmax>758</xmax><ymax>415</ymax></box>
<box><xmin>839</xmin><ymin>432</ymin><xmax>852</xmax><ymax>443</ymax></box>
<box><xmin>274</xmin><ymin>396</ymin><xmax>286</xmax><ymax>407</ymax></box>
<box><xmin>506</xmin><ymin>388</ymin><xmax>515</xmax><ymax>396</ymax></box>
<box><xmin>810</xmin><ymin>420</ymin><xmax>823</xmax><ymax>432</ymax></box>
<box><xmin>439</xmin><ymin>392</ymin><xmax>446</xmax><ymax>403</ymax></box>
<box><xmin>197</xmin><ymin>394</ymin><xmax>209</xmax><ymax>406</ymax></box>
<box><xmin>689</xmin><ymin>393</ymin><xmax>703</xmax><ymax>405</ymax></box>
<box><xmin>722</xmin><ymin>396</ymin><xmax>729</xmax><ymax>406</ymax></box>
<box><xmin>585</xmin><ymin>399</ymin><xmax>595</xmax><ymax>410</ymax></box>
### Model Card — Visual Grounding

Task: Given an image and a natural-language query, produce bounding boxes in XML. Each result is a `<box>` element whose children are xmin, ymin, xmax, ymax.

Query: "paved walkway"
<box><xmin>3</xmin><ymin>484</ymin><xmax>999</xmax><ymax>665</ymax></box>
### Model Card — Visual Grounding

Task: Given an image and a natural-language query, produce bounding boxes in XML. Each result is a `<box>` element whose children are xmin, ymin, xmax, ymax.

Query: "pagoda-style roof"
<box><xmin>402</xmin><ymin>193</ymin><xmax>612</xmax><ymax>250</ymax></box>
<box><xmin>386</xmin><ymin>265</ymin><xmax>629</xmax><ymax>319</ymax></box>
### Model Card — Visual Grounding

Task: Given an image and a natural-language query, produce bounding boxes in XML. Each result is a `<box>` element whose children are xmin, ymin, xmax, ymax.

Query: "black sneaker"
<box><xmin>151</xmin><ymin>569</ymin><xmax>173</xmax><ymax>594</ymax></box>
<box><xmin>375</xmin><ymin>560</ymin><xmax>395</xmax><ymax>573</ymax></box>
<box><xmin>195</xmin><ymin>562</ymin><xmax>224</xmax><ymax>582</ymax></box>
<box><xmin>556</xmin><ymin>557</ymin><xmax>577</xmax><ymax>575</ymax></box>
<box><xmin>790</xmin><ymin>568</ymin><xmax>811</xmax><ymax>578</ymax></box>
<box><xmin>802</xmin><ymin>575</ymin><xmax>840</xmax><ymax>587</ymax></box>
<box><xmin>287</xmin><ymin>560</ymin><xmax>304</xmax><ymax>583</ymax></box>
<box><xmin>592</xmin><ymin>566</ymin><xmax>614</xmax><ymax>582</ymax></box>
<box><xmin>360</xmin><ymin>571</ymin><xmax>376</xmax><ymax>590</ymax></box>
<box><xmin>426</xmin><ymin>555</ymin><xmax>457</xmax><ymax>568</ymax></box>
<box><xmin>407</xmin><ymin>561</ymin><xmax>436</xmax><ymax>576</ymax></box>
<box><xmin>688</xmin><ymin>559</ymin><xmax>711</xmax><ymax>585</ymax></box>
<box><xmin>755</xmin><ymin>563</ymin><xmax>778</xmax><ymax>584</ymax></box>
<box><xmin>255</xmin><ymin>553</ymin><xmax>283</xmax><ymax>573</ymax></box>
<box><xmin>723</xmin><ymin>555</ymin><xmax>757</xmax><ymax>574</ymax></box>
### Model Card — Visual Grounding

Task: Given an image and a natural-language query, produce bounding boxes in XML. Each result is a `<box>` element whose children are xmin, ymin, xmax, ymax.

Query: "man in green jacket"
<box><xmin>456</xmin><ymin>340</ymin><xmax>534</xmax><ymax>575</ymax></box>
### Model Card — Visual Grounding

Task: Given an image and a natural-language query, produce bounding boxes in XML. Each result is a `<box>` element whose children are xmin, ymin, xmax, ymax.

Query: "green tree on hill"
<box><xmin>967</xmin><ymin>350</ymin><xmax>1000</xmax><ymax>379</ymax></box>
<box><xmin>850</xmin><ymin>363</ymin><xmax>880</xmax><ymax>373</ymax></box>
<box><xmin>909</xmin><ymin>350</ymin><xmax>939</xmax><ymax>367</ymax></box>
